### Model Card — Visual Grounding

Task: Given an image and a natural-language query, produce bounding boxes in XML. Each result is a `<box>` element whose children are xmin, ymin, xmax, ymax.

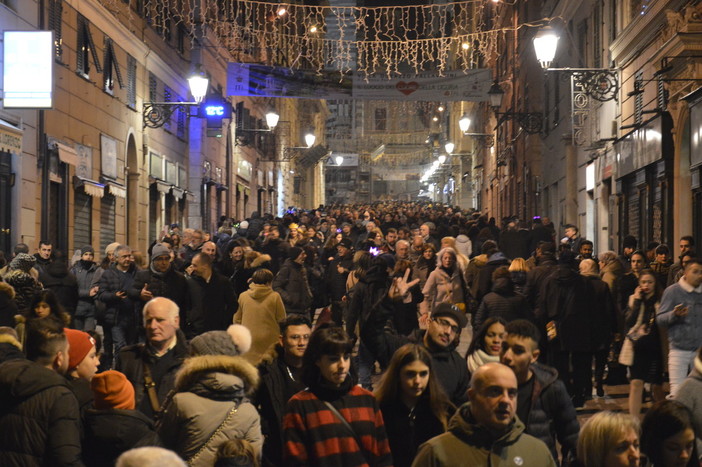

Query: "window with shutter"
<box><xmin>127</xmin><ymin>55</ymin><xmax>137</xmax><ymax>109</ymax></box>
<box><xmin>49</xmin><ymin>0</ymin><xmax>64</xmax><ymax>61</ymax></box>
<box><xmin>76</xmin><ymin>14</ymin><xmax>102</xmax><ymax>78</ymax></box>
<box><xmin>164</xmin><ymin>86</ymin><xmax>173</xmax><ymax>132</ymax></box>
<box><xmin>103</xmin><ymin>37</ymin><xmax>124</xmax><ymax>94</ymax></box>
<box><xmin>148</xmin><ymin>73</ymin><xmax>157</xmax><ymax>102</ymax></box>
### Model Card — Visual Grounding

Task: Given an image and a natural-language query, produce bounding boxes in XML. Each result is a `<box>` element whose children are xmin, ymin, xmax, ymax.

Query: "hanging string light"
<box><xmin>100</xmin><ymin>0</ymin><xmax>554</xmax><ymax>79</ymax></box>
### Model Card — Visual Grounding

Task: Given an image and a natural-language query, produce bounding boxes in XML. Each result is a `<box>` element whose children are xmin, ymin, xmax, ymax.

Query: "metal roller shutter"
<box><xmin>100</xmin><ymin>194</ymin><xmax>116</xmax><ymax>256</ymax></box>
<box><xmin>73</xmin><ymin>189</ymin><xmax>92</xmax><ymax>251</ymax></box>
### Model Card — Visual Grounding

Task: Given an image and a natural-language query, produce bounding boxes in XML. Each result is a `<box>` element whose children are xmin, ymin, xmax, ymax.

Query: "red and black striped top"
<box><xmin>283</xmin><ymin>384</ymin><xmax>393</xmax><ymax>466</ymax></box>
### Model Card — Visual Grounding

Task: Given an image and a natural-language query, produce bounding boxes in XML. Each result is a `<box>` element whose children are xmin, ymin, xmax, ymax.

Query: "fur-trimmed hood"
<box><xmin>0</xmin><ymin>281</ymin><xmax>15</xmax><ymax>300</ymax></box>
<box><xmin>0</xmin><ymin>333</ymin><xmax>21</xmax><ymax>350</ymax></box>
<box><xmin>248</xmin><ymin>254</ymin><xmax>272</xmax><ymax>269</ymax></box>
<box><xmin>175</xmin><ymin>354</ymin><xmax>260</xmax><ymax>397</ymax></box>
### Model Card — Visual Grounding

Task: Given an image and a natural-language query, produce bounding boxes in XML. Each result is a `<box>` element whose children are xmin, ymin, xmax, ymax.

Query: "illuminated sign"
<box><xmin>3</xmin><ymin>31</ymin><xmax>54</xmax><ymax>108</ymax></box>
<box><xmin>201</xmin><ymin>96</ymin><xmax>231</xmax><ymax>130</ymax></box>
<box><xmin>205</xmin><ymin>105</ymin><xmax>224</xmax><ymax>116</ymax></box>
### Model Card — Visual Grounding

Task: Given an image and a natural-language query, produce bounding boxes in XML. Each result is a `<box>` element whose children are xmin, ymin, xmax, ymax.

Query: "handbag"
<box><xmin>618</xmin><ymin>338</ymin><xmax>634</xmax><ymax>366</ymax></box>
<box><xmin>626</xmin><ymin>301</ymin><xmax>655</xmax><ymax>343</ymax></box>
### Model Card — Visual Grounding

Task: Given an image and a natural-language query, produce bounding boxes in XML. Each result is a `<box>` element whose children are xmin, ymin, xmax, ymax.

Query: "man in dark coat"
<box><xmin>361</xmin><ymin>302</ymin><xmax>471</xmax><ymax>406</ymax></box>
<box><xmin>128</xmin><ymin>243</ymin><xmax>189</xmax><ymax>325</ymax></box>
<box><xmin>475</xmin><ymin>248</ymin><xmax>511</xmax><ymax>302</ymax></box>
<box><xmin>70</xmin><ymin>246</ymin><xmax>101</xmax><ymax>332</ymax></box>
<box><xmin>0</xmin><ymin>317</ymin><xmax>84</xmax><ymax>466</ymax></box>
<box><xmin>272</xmin><ymin>247</ymin><xmax>313</xmax><ymax>316</ymax></box>
<box><xmin>259</xmin><ymin>226</ymin><xmax>288</xmax><ymax>275</ymax></box>
<box><xmin>116</xmin><ymin>297</ymin><xmax>188</xmax><ymax>419</ymax></box>
<box><xmin>96</xmin><ymin>244</ymin><xmax>138</xmax><ymax>366</ymax></box>
<box><xmin>524</xmin><ymin>241</ymin><xmax>558</xmax><ymax>316</ymax></box>
<box><xmin>501</xmin><ymin>319</ymin><xmax>579</xmax><ymax>465</ymax></box>
<box><xmin>255</xmin><ymin>315</ymin><xmax>310</xmax><ymax>467</ymax></box>
<box><xmin>538</xmin><ymin>250</ymin><xmax>595</xmax><ymax>407</ymax></box>
<box><xmin>325</xmin><ymin>237</ymin><xmax>354</xmax><ymax>325</ymax></box>
<box><xmin>184</xmin><ymin>252</ymin><xmax>237</xmax><ymax>338</ymax></box>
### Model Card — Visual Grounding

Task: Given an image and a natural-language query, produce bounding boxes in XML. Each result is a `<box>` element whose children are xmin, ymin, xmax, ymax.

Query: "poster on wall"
<box><xmin>101</xmin><ymin>134</ymin><xmax>118</xmax><ymax>179</ymax></box>
<box><xmin>75</xmin><ymin>144</ymin><xmax>93</xmax><ymax>179</ymax></box>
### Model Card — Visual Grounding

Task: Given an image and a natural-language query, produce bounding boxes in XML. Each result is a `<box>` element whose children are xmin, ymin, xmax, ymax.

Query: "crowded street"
<box><xmin>3</xmin><ymin>0</ymin><xmax>702</xmax><ymax>466</ymax></box>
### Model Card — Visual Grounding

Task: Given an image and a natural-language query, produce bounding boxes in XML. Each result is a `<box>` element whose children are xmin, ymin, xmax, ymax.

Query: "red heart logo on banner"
<box><xmin>396</xmin><ymin>81</ymin><xmax>419</xmax><ymax>95</ymax></box>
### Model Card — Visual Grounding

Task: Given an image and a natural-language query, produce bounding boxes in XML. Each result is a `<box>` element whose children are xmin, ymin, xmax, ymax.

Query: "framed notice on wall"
<box><xmin>101</xmin><ymin>134</ymin><xmax>118</xmax><ymax>179</ymax></box>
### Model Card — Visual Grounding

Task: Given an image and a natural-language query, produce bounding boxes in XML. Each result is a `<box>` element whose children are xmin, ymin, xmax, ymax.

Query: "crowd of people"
<box><xmin>0</xmin><ymin>202</ymin><xmax>701</xmax><ymax>466</ymax></box>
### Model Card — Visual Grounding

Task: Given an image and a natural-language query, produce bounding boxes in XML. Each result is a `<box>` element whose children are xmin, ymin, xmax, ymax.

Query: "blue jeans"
<box><xmin>668</xmin><ymin>348</ymin><xmax>696</xmax><ymax>397</ymax></box>
<box><xmin>357</xmin><ymin>342</ymin><xmax>375</xmax><ymax>390</ymax></box>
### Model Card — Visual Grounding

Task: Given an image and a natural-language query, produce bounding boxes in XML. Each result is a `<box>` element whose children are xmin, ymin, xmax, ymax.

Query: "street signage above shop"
<box><xmin>3</xmin><ymin>31</ymin><xmax>53</xmax><ymax>108</ymax></box>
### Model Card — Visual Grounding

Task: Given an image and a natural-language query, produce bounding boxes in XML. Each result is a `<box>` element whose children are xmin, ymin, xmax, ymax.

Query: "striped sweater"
<box><xmin>283</xmin><ymin>384</ymin><xmax>393</xmax><ymax>466</ymax></box>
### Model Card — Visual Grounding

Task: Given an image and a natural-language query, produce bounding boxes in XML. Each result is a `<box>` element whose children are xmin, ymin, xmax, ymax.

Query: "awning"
<box><xmin>244</xmin><ymin>188</ymin><xmax>250</xmax><ymax>197</ymax></box>
<box><xmin>0</xmin><ymin>119</ymin><xmax>22</xmax><ymax>153</ymax></box>
<box><xmin>171</xmin><ymin>187</ymin><xmax>185</xmax><ymax>200</ymax></box>
<box><xmin>56</xmin><ymin>142</ymin><xmax>78</xmax><ymax>166</ymax></box>
<box><xmin>73</xmin><ymin>176</ymin><xmax>104</xmax><ymax>198</ymax></box>
<box><xmin>216</xmin><ymin>183</ymin><xmax>229</xmax><ymax>192</ymax></box>
<box><xmin>106</xmin><ymin>181</ymin><xmax>126</xmax><ymax>198</ymax></box>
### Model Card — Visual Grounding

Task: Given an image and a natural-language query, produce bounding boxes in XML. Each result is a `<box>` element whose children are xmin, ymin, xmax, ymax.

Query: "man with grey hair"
<box><xmin>420</xmin><ymin>222</ymin><xmax>440</xmax><ymax>250</ymax></box>
<box><xmin>116</xmin><ymin>447</ymin><xmax>186</xmax><ymax>467</ymax></box>
<box><xmin>97</xmin><ymin>244</ymin><xmax>138</xmax><ymax>366</ymax></box>
<box><xmin>116</xmin><ymin>297</ymin><xmax>188</xmax><ymax>419</ymax></box>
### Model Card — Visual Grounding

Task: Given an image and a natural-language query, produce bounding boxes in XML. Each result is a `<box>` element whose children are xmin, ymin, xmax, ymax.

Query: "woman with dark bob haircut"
<box><xmin>282</xmin><ymin>325</ymin><xmax>392</xmax><ymax>466</ymax></box>
<box><xmin>641</xmin><ymin>400</ymin><xmax>698</xmax><ymax>467</ymax></box>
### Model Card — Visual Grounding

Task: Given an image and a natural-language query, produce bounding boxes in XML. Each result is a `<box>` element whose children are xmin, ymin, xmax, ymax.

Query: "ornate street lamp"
<box><xmin>143</xmin><ymin>68</ymin><xmax>209</xmax><ymax>128</ymax></box>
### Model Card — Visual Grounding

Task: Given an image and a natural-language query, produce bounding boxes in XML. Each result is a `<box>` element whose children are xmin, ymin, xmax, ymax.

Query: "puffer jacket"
<box><xmin>524</xmin><ymin>363</ymin><xmax>580</xmax><ymax>463</ymax></box>
<box><xmin>96</xmin><ymin>264</ymin><xmax>138</xmax><ymax>326</ymax></box>
<box><xmin>158</xmin><ymin>354</ymin><xmax>262</xmax><ymax>466</ymax></box>
<box><xmin>0</xmin><ymin>281</ymin><xmax>18</xmax><ymax>327</ymax></box>
<box><xmin>83</xmin><ymin>408</ymin><xmax>161</xmax><ymax>466</ymax></box>
<box><xmin>474</xmin><ymin>278</ymin><xmax>532</xmax><ymax>329</ymax></box>
<box><xmin>412</xmin><ymin>402</ymin><xmax>556</xmax><ymax>466</ymax></box>
<box><xmin>0</xmin><ymin>359</ymin><xmax>83</xmax><ymax>466</ymax></box>
<box><xmin>234</xmin><ymin>283</ymin><xmax>286</xmax><ymax>365</ymax></box>
<box><xmin>420</xmin><ymin>266</ymin><xmax>465</xmax><ymax>315</ymax></box>
<box><xmin>70</xmin><ymin>260</ymin><xmax>100</xmax><ymax>319</ymax></box>
<box><xmin>272</xmin><ymin>259</ymin><xmax>313</xmax><ymax>315</ymax></box>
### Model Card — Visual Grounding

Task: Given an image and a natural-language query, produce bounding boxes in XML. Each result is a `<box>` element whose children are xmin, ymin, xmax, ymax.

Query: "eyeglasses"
<box><xmin>433</xmin><ymin>317</ymin><xmax>459</xmax><ymax>334</ymax></box>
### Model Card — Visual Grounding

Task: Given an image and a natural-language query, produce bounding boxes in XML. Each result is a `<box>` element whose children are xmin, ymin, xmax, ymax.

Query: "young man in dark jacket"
<box><xmin>500</xmin><ymin>319</ymin><xmax>579</xmax><ymax>465</ymax></box>
<box><xmin>0</xmin><ymin>317</ymin><xmax>84</xmax><ymax>466</ymax></box>
<box><xmin>255</xmin><ymin>315</ymin><xmax>311</xmax><ymax>467</ymax></box>
<box><xmin>70</xmin><ymin>246</ymin><xmax>101</xmax><ymax>332</ymax></box>
<box><xmin>272</xmin><ymin>247</ymin><xmax>313</xmax><ymax>316</ymax></box>
<box><xmin>325</xmin><ymin>237</ymin><xmax>354</xmax><ymax>325</ymax></box>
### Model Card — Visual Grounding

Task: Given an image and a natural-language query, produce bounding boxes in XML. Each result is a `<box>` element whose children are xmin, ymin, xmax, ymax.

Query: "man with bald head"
<box><xmin>412</xmin><ymin>363</ymin><xmax>556</xmax><ymax>466</ymax></box>
<box><xmin>116</xmin><ymin>297</ymin><xmax>188</xmax><ymax>419</ymax></box>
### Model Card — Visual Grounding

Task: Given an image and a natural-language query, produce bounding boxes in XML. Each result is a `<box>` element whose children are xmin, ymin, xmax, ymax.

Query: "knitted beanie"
<box><xmin>9</xmin><ymin>253</ymin><xmax>36</xmax><ymax>272</ymax></box>
<box><xmin>65</xmin><ymin>328</ymin><xmax>95</xmax><ymax>370</ymax></box>
<box><xmin>91</xmin><ymin>370</ymin><xmax>136</xmax><ymax>410</ymax></box>
<box><xmin>189</xmin><ymin>324</ymin><xmax>252</xmax><ymax>357</ymax></box>
<box><xmin>151</xmin><ymin>243</ymin><xmax>171</xmax><ymax>261</ymax></box>
<box><xmin>81</xmin><ymin>245</ymin><xmax>95</xmax><ymax>255</ymax></box>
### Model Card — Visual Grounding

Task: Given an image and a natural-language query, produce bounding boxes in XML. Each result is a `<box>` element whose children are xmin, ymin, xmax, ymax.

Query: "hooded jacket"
<box><xmin>272</xmin><ymin>258</ymin><xmax>313</xmax><ymax>315</ymax></box>
<box><xmin>412</xmin><ymin>403</ymin><xmax>556</xmax><ymax>466</ymax></box>
<box><xmin>234</xmin><ymin>283</ymin><xmax>286</xmax><ymax>365</ymax></box>
<box><xmin>523</xmin><ymin>363</ymin><xmax>580</xmax><ymax>462</ymax></box>
<box><xmin>0</xmin><ymin>359</ymin><xmax>84</xmax><ymax>466</ymax></box>
<box><xmin>475</xmin><ymin>251</ymin><xmax>511</xmax><ymax>302</ymax></box>
<box><xmin>158</xmin><ymin>354</ymin><xmax>262</xmax><ymax>466</ymax></box>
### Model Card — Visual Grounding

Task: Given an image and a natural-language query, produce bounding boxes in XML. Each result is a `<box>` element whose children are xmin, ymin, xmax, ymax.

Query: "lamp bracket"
<box><xmin>546</xmin><ymin>68</ymin><xmax>619</xmax><ymax>102</ymax></box>
<box><xmin>463</xmin><ymin>133</ymin><xmax>495</xmax><ymax>148</ymax></box>
<box><xmin>495</xmin><ymin>112</ymin><xmax>543</xmax><ymax>134</ymax></box>
<box><xmin>143</xmin><ymin>102</ymin><xmax>198</xmax><ymax>129</ymax></box>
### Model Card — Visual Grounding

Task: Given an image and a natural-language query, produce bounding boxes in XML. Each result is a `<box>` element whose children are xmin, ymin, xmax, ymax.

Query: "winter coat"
<box><xmin>128</xmin><ymin>266</ymin><xmax>189</xmax><ymax>318</ymax></box>
<box><xmin>346</xmin><ymin>264</ymin><xmax>394</xmax><ymax>340</ymax></box>
<box><xmin>583</xmin><ymin>275</ymin><xmax>618</xmax><ymax>350</ymax></box>
<box><xmin>96</xmin><ymin>264</ymin><xmax>138</xmax><ymax>327</ymax></box>
<box><xmin>455</xmin><ymin>234</ymin><xmax>472</xmax><ymax>259</ymax></box>
<box><xmin>272</xmin><ymin>259</ymin><xmax>313</xmax><ymax>315</ymax></box>
<box><xmin>39</xmin><ymin>261</ymin><xmax>79</xmax><ymax>315</ymax></box>
<box><xmin>259</xmin><ymin>238</ymin><xmax>288</xmax><ymax>275</ymax></box>
<box><xmin>234</xmin><ymin>283</ymin><xmax>286</xmax><ymax>365</ymax></box>
<box><xmin>2</xmin><ymin>269</ymin><xmax>41</xmax><ymax>315</ymax></box>
<box><xmin>325</xmin><ymin>251</ymin><xmax>354</xmax><ymax>302</ymax></box>
<box><xmin>465</xmin><ymin>254</ymin><xmax>488</xmax><ymax>297</ymax></box>
<box><xmin>0</xmin><ymin>281</ymin><xmax>18</xmax><ymax>327</ymax></box>
<box><xmin>412</xmin><ymin>402</ymin><xmax>556</xmax><ymax>467</ymax></box>
<box><xmin>0</xmin><ymin>359</ymin><xmax>84</xmax><ymax>466</ymax></box>
<box><xmin>499</xmin><ymin>229</ymin><xmax>529</xmax><ymax>261</ymax></box>
<box><xmin>600</xmin><ymin>259</ymin><xmax>623</xmax><ymax>299</ymax></box>
<box><xmin>158</xmin><ymin>354</ymin><xmax>262</xmax><ymax>466</ymax></box>
<box><xmin>524</xmin><ymin>363</ymin><xmax>580</xmax><ymax>462</ymax></box>
<box><xmin>0</xmin><ymin>332</ymin><xmax>23</xmax><ymax>364</ymax></box>
<box><xmin>255</xmin><ymin>347</ymin><xmax>306</xmax><ymax>467</ymax></box>
<box><xmin>83</xmin><ymin>408</ymin><xmax>161</xmax><ymax>467</ymax></box>
<box><xmin>380</xmin><ymin>396</ymin><xmax>448</xmax><ymax>467</ymax></box>
<box><xmin>414</xmin><ymin>256</ymin><xmax>437</xmax><ymax>292</ymax></box>
<box><xmin>115</xmin><ymin>329</ymin><xmax>188</xmax><ymax>418</ymax></box>
<box><xmin>657</xmin><ymin>278</ymin><xmax>702</xmax><ymax>351</ymax></box>
<box><xmin>474</xmin><ymin>278</ymin><xmax>533</xmax><ymax>329</ymax></box>
<box><xmin>475</xmin><ymin>251</ymin><xmax>511</xmax><ymax>302</ymax></box>
<box><xmin>524</xmin><ymin>253</ymin><xmax>558</xmax><ymax>316</ymax></box>
<box><xmin>539</xmin><ymin>265</ymin><xmax>596</xmax><ymax>352</ymax></box>
<box><xmin>232</xmin><ymin>254</ymin><xmax>272</xmax><ymax>298</ymax></box>
<box><xmin>184</xmin><ymin>271</ymin><xmax>237</xmax><ymax>339</ymax></box>
<box><xmin>674</xmin><ymin>355</ymin><xmax>702</xmax><ymax>455</ymax></box>
<box><xmin>421</xmin><ymin>266</ymin><xmax>465</xmax><ymax>315</ymax></box>
<box><xmin>70</xmin><ymin>260</ymin><xmax>99</xmax><ymax>319</ymax></box>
